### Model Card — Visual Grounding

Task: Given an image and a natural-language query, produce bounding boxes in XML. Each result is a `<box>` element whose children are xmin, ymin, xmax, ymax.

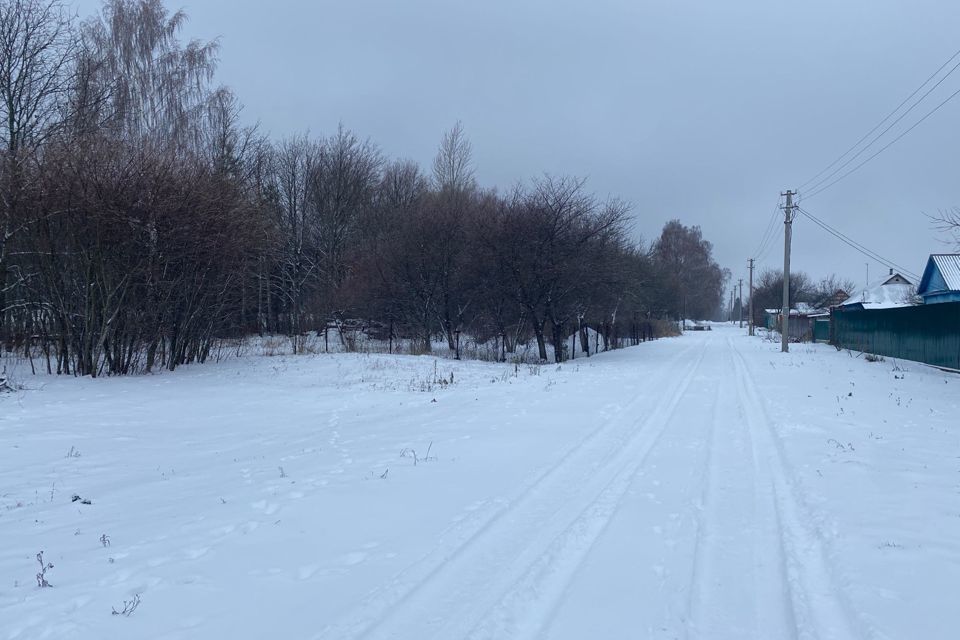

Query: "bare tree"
<box><xmin>270</xmin><ymin>135</ymin><xmax>319</xmax><ymax>349</ymax></box>
<box><xmin>651</xmin><ymin>220</ymin><xmax>727</xmax><ymax>322</ymax></box>
<box><xmin>749</xmin><ymin>269</ymin><xmax>815</xmax><ymax>326</ymax></box>
<box><xmin>0</xmin><ymin>0</ymin><xmax>74</xmax><ymax>345</ymax></box>
<box><xmin>812</xmin><ymin>274</ymin><xmax>856</xmax><ymax>306</ymax></box>
<box><xmin>79</xmin><ymin>0</ymin><xmax>218</xmax><ymax>145</ymax></box>
<box><xmin>308</xmin><ymin>125</ymin><xmax>381</xmax><ymax>309</ymax></box>
<box><xmin>931</xmin><ymin>208</ymin><xmax>960</xmax><ymax>249</ymax></box>
<box><xmin>0</xmin><ymin>0</ymin><xmax>709</xmax><ymax>376</ymax></box>
<box><xmin>487</xmin><ymin>176</ymin><xmax>632</xmax><ymax>362</ymax></box>
<box><xmin>432</xmin><ymin>121</ymin><xmax>475</xmax><ymax>193</ymax></box>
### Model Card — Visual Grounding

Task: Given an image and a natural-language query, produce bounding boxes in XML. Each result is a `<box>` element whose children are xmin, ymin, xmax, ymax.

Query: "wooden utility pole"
<box><xmin>748</xmin><ymin>258</ymin><xmax>755</xmax><ymax>336</ymax></box>
<box><xmin>738</xmin><ymin>278</ymin><xmax>744</xmax><ymax>328</ymax></box>
<box><xmin>781</xmin><ymin>190</ymin><xmax>796</xmax><ymax>353</ymax></box>
<box><xmin>730</xmin><ymin>289</ymin><xmax>734</xmax><ymax>323</ymax></box>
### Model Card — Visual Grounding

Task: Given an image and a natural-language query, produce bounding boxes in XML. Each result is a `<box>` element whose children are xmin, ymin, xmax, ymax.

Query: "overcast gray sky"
<box><xmin>73</xmin><ymin>0</ymin><xmax>960</xmax><ymax>292</ymax></box>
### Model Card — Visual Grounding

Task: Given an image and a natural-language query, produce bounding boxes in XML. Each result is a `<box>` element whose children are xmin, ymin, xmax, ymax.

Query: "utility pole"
<box><xmin>730</xmin><ymin>289</ymin><xmax>734</xmax><ymax>323</ymax></box>
<box><xmin>748</xmin><ymin>258</ymin><xmax>755</xmax><ymax>336</ymax></box>
<box><xmin>781</xmin><ymin>190</ymin><xmax>796</xmax><ymax>353</ymax></box>
<box><xmin>738</xmin><ymin>278</ymin><xmax>744</xmax><ymax>328</ymax></box>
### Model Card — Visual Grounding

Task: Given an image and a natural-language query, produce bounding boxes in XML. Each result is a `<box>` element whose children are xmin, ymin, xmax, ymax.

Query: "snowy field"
<box><xmin>1</xmin><ymin>325</ymin><xmax>958</xmax><ymax>639</ymax></box>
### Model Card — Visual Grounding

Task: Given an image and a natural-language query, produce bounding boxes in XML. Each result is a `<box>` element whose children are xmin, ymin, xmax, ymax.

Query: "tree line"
<box><xmin>0</xmin><ymin>0</ymin><xmax>727</xmax><ymax>375</ymax></box>
<box><xmin>746</xmin><ymin>271</ymin><xmax>857</xmax><ymax>326</ymax></box>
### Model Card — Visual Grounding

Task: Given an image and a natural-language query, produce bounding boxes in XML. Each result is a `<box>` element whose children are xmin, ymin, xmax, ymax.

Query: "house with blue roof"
<box><xmin>917</xmin><ymin>254</ymin><xmax>960</xmax><ymax>304</ymax></box>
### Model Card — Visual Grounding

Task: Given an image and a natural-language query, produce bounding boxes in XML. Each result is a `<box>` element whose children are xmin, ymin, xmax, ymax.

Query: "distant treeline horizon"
<box><xmin>0</xmin><ymin>0</ymin><xmax>727</xmax><ymax>375</ymax></box>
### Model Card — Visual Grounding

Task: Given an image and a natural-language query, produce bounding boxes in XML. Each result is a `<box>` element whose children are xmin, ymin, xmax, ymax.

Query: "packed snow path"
<box><xmin>2</xmin><ymin>326</ymin><xmax>958</xmax><ymax>639</ymax></box>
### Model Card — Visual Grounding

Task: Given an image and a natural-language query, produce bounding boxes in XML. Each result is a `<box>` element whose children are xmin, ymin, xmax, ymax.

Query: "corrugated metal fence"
<box><xmin>783</xmin><ymin>316</ymin><xmax>812</xmax><ymax>342</ymax></box>
<box><xmin>813</xmin><ymin>318</ymin><xmax>830</xmax><ymax>342</ymax></box>
<box><xmin>831</xmin><ymin>302</ymin><xmax>960</xmax><ymax>369</ymax></box>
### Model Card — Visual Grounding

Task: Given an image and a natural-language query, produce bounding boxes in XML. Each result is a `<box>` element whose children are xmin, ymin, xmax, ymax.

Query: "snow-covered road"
<box><xmin>2</xmin><ymin>326</ymin><xmax>958</xmax><ymax>639</ymax></box>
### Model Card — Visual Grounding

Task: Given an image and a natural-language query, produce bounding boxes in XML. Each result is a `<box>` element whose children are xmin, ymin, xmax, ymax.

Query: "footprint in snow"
<box><xmin>298</xmin><ymin>564</ymin><xmax>322</xmax><ymax>580</ymax></box>
<box><xmin>184</xmin><ymin>547</ymin><xmax>209</xmax><ymax>560</ymax></box>
<box><xmin>341</xmin><ymin>551</ymin><xmax>367</xmax><ymax>566</ymax></box>
<box><xmin>251</xmin><ymin>499</ymin><xmax>280</xmax><ymax>515</ymax></box>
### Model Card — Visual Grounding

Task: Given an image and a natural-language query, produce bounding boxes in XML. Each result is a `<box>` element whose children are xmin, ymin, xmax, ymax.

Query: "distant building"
<box><xmin>917</xmin><ymin>254</ymin><xmax>960</xmax><ymax>305</ymax></box>
<box><xmin>764</xmin><ymin>304</ymin><xmax>819</xmax><ymax>341</ymax></box>
<box><xmin>837</xmin><ymin>270</ymin><xmax>915</xmax><ymax>310</ymax></box>
<box><xmin>782</xmin><ymin>303</ymin><xmax>821</xmax><ymax>342</ymax></box>
<box><xmin>802</xmin><ymin>289</ymin><xmax>848</xmax><ymax>343</ymax></box>
<box><xmin>791</xmin><ymin>302</ymin><xmax>818</xmax><ymax>316</ymax></box>
<box><xmin>763</xmin><ymin>308</ymin><xmax>779</xmax><ymax>330</ymax></box>
<box><xmin>816</xmin><ymin>289</ymin><xmax>850</xmax><ymax>310</ymax></box>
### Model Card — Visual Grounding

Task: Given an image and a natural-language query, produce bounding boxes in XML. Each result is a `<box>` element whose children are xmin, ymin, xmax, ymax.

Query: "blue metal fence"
<box><xmin>831</xmin><ymin>302</ymin><xmax>960</xmax><ymax>369</ymax></box>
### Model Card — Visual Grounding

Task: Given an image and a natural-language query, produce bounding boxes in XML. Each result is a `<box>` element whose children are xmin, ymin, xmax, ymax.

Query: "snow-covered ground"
<box><xmin>1</xmin><ymin>325</ymin><xmax>958</xmax><ymax>639</ymax></box>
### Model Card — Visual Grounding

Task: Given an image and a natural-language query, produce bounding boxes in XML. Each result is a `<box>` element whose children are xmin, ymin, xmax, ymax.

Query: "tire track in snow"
<box><xmin>684</xmin><ymin>371</ymin><xmax>735</xmax><ymax>637</ymax></box>
<box><xmin>685</xmin><ymin>346</ymin><xmax>796</xmax><ymax>639</ymax></box>
<box><xmin>463</xmin><ymin>346</ymin><xmax>710</xmax><ymax>640</ymax></box>
<box><xmin>316</xmin><ymin>342</ymin><xmax>707</xmax><ymax>640</ymax></box>
<box><xmin>729</xmin><ymin>338</ymin><xmax>865</xmax><ymax>640</ymax></box>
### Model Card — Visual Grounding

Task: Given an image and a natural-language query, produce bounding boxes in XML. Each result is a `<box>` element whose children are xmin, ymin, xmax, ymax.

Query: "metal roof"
<box><xmin>838</xmin><ymin>274</ymin><xmax>916</xmax><ymax>309</ymax></box>
<box><xmin>931</xmin><ymin>254</ymin><xmax>960</xmax><ymax>290</ymax></box>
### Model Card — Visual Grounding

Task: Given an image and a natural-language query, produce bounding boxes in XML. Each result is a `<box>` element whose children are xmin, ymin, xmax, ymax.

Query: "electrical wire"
<box><xmin>756</xmin><ymin>222</ymin><xmax>783</xmax><ymax>265</ymax></box>
<box><xmin>799</xmin><ymin>206</ymin><xmax>917</xmax><ymax>278</ymax></box>
<box><xmin>803</xmin><ymin>83</ymin><xmax>960</xmax><ymax>200</ymax></box>
<box><xmin>752</xmin><ymin>196</ymin><xmax>783</xmax><ymax>262</ymax></box>
<box><xmin>754</xmin><ymin>51</ymin><xmax>960</xmax><ymax>274</ymax></box>
<box><xmin>797</xmin><ymin>206</ymin><xmax>920</xmax><ymax>280</ymax></box>
<box><xmin>800</xmin><ymin>47</ymin><xmax>960</xmax><ymax>193</ymax></box>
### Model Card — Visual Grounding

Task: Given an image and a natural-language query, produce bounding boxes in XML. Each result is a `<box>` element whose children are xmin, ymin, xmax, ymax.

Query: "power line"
<box><xmin>802</xmin><ymin>56</ymin><xmax>960</xmax><ymax>196</ymax></box>
<box><xmin>755</xmin><ymin>214</ymin><xmax>783</xmax><ymax>263</ymax></box>
<box><xmin>803</xmin><ymin>83</ymin><xmax>960</xmax><ymax>200</ymax></box>
<box><xmin>796</xmin><ymin>206</ymin><xmax>920</xmax><ymax>279</ymax></box>
<box><xmin>800</xmin><ymin>47</ymin><xmax>960</xmax><ymax>193</ymax></box>
<box><xmin>756</xmin><ymin>223</ymin><xmax>782</xmax><ymax>264</ymax></box>
<box><xmin>803</xmin><ymin>63</ymin><xmax>960</xmax><ymax>197</ymax></box>
<box><xmin>752</xmin><ymin>196</ymin><xmax>782</xmax><ymax>261</ymax></box>
<box><xmin>799</xmin><ymin>206</ymin><xmax>918</xmax><ymax>279</ymax></box>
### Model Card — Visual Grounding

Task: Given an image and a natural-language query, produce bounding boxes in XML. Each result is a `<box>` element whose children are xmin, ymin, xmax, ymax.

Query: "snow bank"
<box><xmin>1</xmin><ymin>328</ymin><xmax>957</xmax><ymax>639</ymax></box>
